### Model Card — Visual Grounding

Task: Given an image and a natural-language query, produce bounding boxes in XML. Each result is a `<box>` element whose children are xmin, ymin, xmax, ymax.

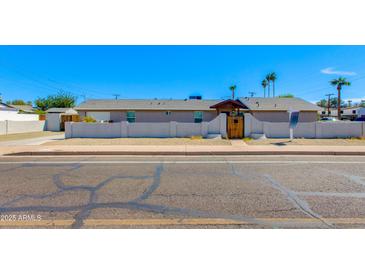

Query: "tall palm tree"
<box><xmin>261</xmin><ymin>79</ymin><xmax>268</xmax><ymax>98</ymax></box>
<box><xmin>330</xmin><ymin>77</ymin><xmax>351</xmax><ymax>120</ymax></box>
<box><xmin>269</xmin><ymin>72</ymin><xmax>277</xmax><ymax>97</ymax></box>
<box><xmin>265</xmin><ymin>74</ymin><xmax>271</xmax><ymax>97</ymax></box>
<box><xmin>229</xmin><ymin>85</ymin><xmax>237</xmax><ymax>99</ymax></box>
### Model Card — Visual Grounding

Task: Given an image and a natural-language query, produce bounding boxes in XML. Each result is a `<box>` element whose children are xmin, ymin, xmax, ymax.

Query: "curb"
<box><xmin>5</xmin><ymin>151</ymin><xmax>365</xmax><ymax>156</ymax></box>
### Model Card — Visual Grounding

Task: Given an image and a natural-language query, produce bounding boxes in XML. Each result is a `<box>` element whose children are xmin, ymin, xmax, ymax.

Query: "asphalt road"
<box><xmin>1</xmin><ymin>155</ymin><xmax>365</xmax><ymax>228</ymax></box>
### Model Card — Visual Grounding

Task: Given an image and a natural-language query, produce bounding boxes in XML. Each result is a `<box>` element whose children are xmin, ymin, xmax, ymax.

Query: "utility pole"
<box><xmin>81</xmin><ymin>93</ymin><xmax>87</xmax><ymax>102</ymax></box>
<box><xmin>248</xmin><ymin>92</ymin><xmax>256</xmax><ymax>97</ymax></box>
<box><xmin>112</xmin><ymin>94</ymin><xmax>120</xmax><ymax>100</ymax></box>
<box><xmin>325</xmin><ymin>93</ymin><xmax>334</xmax><ymax>116</ymax></box>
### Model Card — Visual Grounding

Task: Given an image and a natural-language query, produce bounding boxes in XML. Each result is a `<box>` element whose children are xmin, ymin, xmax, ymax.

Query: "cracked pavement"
<box><xmin>1</xmin><ymin>155</ymin><xmax>365</xmax><ymax>228</ymax></box>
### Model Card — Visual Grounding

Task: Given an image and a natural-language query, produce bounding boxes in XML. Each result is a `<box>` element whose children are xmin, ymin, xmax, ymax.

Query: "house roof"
<box><xmin>75</xmin><ymin>99</ymin><xmax>222</xmax><ymax>111</ymax></box>
<box><xmin>46</xmin><ymin>108</ymin><xmax>77</xmax><ymax>114</ymax></box>
<box><xmin>238</xmin><ymin>97</ymin><xmax>321</xmax><ymax>111</ymax></box>
<box><xmin>0</xmin><ymin>102</ymin><xmax>17</xmax><ymax>111</ymax></box>
<box><xmin>10</xmin><ymin>104</ymin><xmax>35</xmax><ymax>113</ymax></box>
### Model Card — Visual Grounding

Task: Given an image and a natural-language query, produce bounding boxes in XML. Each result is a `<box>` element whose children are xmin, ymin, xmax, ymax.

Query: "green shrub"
<box><xmin>83</xmin><ymin>116</ymin><xmax>96</xmax><ymax>123</ymax></box>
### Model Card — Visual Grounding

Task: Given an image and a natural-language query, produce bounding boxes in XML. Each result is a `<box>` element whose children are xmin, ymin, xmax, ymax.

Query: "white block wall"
<box><xmin>45</xmin><ymin>113</ymin><xmax>61</xmax><ymax>131</ymax></box>
<box><xmin>245</xmin><ymin>113</ymin><xmax>365</xmax><ymax>138</ymax></box>
<box><xmin>65</xmin><ymin>113</ymin><xmax>227</xmax><ymax>138</ymax></box>
<box><xmin>0</xmin><ymin>111</ymin><xmax>39</xmax><ymax>121</ymax></box>
<box><xmin>0</xmin><ymin>120</ymin><xmax>46</xmax><ymax>135</ymax></box>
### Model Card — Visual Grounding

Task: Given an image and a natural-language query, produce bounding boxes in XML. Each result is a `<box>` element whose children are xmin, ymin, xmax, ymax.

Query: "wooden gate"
<box><xmin>227</xmin><ymin>116</ymin><xmax>244</xmax><ymax>139</ymax></box>
<box><xmin>60</xmin><ymin>114</ymin><xmax>79</xmax><ymax>131</ymax></box>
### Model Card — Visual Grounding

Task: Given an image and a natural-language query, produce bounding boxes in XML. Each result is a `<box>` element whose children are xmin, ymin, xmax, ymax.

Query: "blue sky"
<box><xmin>0</xmin><ymin>46</ymin><xmax>365</xmax><ymax>104</ymax></box>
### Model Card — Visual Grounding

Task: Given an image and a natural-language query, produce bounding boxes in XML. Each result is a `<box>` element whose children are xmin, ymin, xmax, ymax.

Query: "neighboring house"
<box><xmin>0</xmin><ymin>102</ymin><xmax>39</xmax><ymax>121</ymax></box>
<box><xmin>9</xmin><ymin>104</ymin><xmax>36</xmax><ymax>114</ymax></box>
<box><xmin>239</xmin><ymin>97</ymin><xmax>321</xmax><ymax>122</ymax></box>
<box><xmin>75</xmin><ymin>99</ymin><xmax>221</xmax><ymax>123</ymax></box>
<box><xmin>0</xmin><ymin>102</ymin><xmax>18</xmax><ymax>121</ymax></box>
<box><xmin>46</xmin><ymin>108</ymin><xmax>79</xmax><ymax>131</ymax></box>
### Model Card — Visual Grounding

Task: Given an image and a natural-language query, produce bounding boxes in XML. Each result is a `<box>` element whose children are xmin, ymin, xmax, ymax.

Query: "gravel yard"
<box><xmin>245</xmin><ymin>138</ymin><xmax>365</xmax><ymax>146</ymax></box>
<box><xmin>44</xmin><ymin>137</ymin><xmax>231</xmax><ymax>146</ymax></box>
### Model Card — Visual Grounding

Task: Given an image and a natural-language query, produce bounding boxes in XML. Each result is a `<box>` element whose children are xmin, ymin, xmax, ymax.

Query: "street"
<box><xmin>1</xmin><ymin>155</ymin><xmax>365</xmax><ymax>228</ymax></box>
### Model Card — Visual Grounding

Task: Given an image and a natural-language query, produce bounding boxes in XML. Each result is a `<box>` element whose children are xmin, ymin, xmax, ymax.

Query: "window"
<box><xmin>194</xmin><ymin>111</ymin><xmax>203</xmax><ymax>123</ymax></box>
<box><xmin>126</xmin><ymin>111</ymin><xmax>136</xmax><ymax>123</ymax></box>
<box><xmin>165</xmin><ymin>111</ymin><xmax>172</xmax><ymax>116</ymax></box>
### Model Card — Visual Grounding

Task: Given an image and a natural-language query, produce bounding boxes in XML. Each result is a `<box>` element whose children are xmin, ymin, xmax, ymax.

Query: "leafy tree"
<box><xmin>330</xmin><ymin>77</ymin><xmax>351</xmax><ymax>119</ymax></box>
<box><xmin>278</xmin><ymin>93</ymin><xmax>294</xmax><ymax>98</ymax></box>
<box><xmin>5</xmin><ymin>99</ymin><xmax>31</xmax><ymax>105</ymax></box>
<box><xmin>35</xmin><ymin>91</ymin><xmax>77</xmax><ymax>111</ymax></box>
<box><xmin>317</xmin><ymin>97</ymin><xmax>345</xmax><ymax>108</ymax></box>
<box><xmin>317</xmin><ymin>99</ymin><xmax>327</xmax><ymax>107</ymax></box>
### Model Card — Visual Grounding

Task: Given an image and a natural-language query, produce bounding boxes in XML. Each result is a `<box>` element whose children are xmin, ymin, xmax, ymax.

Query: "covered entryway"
<box><xmin>210</xmin><ymin>99</ymin><xmax>248</xmax><ymax>139</ymax></box>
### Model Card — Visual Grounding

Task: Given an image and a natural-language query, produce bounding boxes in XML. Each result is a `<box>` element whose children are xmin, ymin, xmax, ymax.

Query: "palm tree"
<box><xmin>229</xmin><ymin>85</ymin><xmax>237</xmax><ymax>99</ymax></box>
<box><xmin>330</xmin><ymin>77</ymin><xmax>351</xmax><ymax>120</ymax></box>
<box><xmin>269</xmin><ymin>72</ymin><xmax>277</xmax><ymax>97</ymax></box>
<box><xmin>265</xmin><ymin>74</ymin><xmax>271</xmax><ymax>97</ymax></box>
<box><xmin>261</xmin><ymin>79</ymin><xmax>268</xmax><ymax>97</ymax></box>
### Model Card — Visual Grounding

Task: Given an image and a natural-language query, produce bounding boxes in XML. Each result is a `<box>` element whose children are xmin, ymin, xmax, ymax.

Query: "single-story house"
<box><xmin>0</xmin><ymin>102</ymin><xmax>39</xmax><ymax>121</ymax></box>
<box><xmin>0</xmin><ymin>102</ymin><xmax>18</xmax><ymax>121</ymax></box>
<box><xmin>75</xmin><ymin>97</ymin><xmax>320</xmax><ymax>123</ymax></box>
<box><xmin>239</xmin><ymin>97</ymin><xmax>321</xmax><ymax>122</ymax></box>
<box><xmin>9</xmin><ymin>104</ymin><xmax>36</xmax><ymax>114</ymax></box>
<box><xmin>46</xmin><ymin>108</ymin><xmax>79</xmax><ymax>131</ymax></box>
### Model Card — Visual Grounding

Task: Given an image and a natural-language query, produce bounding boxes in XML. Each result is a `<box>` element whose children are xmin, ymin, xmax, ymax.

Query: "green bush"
<box><xmin>83</xmin><ymin>116</ymin><xmax>96</xmax><ymax>123</ymax></box>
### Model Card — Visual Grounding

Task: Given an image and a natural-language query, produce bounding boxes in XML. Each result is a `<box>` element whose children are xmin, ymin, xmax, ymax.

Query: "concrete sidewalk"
<box><xmin>2</xmin><ymin>144</ymin><xmax>365</xmax><ymax>156</ymax></box>
<box><xmin>0</xmin><ymin>134</ymin><xmax>65</xmax><ymax>146</ymax></box>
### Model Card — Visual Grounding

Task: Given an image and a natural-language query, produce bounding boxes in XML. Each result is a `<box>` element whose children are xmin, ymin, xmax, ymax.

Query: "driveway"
<box><xmin>0</xmin><ymin>133</ymin><xmax>65</xmax><ymax>146</ymax></box>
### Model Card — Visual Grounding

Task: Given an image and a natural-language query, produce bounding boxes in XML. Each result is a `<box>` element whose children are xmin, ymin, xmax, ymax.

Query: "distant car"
<box><xmin>320</xmin><ymin>117</ymin><xmax>337</xmax><ymax>122</ymax></box>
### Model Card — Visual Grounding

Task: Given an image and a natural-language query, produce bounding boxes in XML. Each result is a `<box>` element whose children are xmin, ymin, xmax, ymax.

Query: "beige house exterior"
<box><xmin>75</xmin><ymin>97</ymin><xmax>321</xmax><ymax>124</ymax></box>
<box><xmin>76</xmin><ymin>99</ymin><xmax>220</xmax><ymax>123</ymax></box>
